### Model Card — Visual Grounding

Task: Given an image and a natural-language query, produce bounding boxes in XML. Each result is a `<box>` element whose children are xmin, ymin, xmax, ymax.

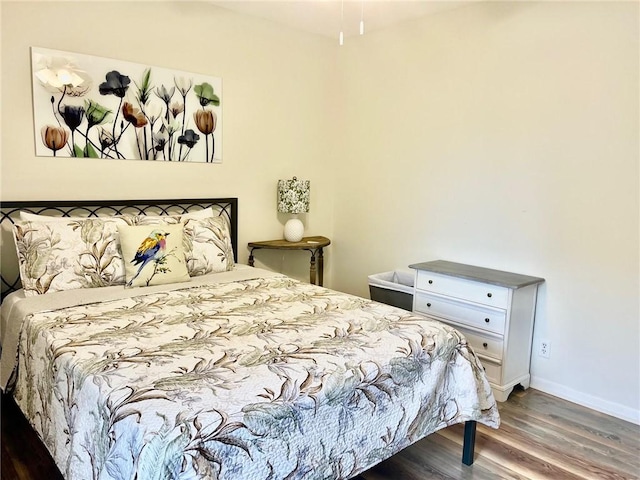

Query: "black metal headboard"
<box><xmin>0</xmin><ymin>198</ymin><xmax>238</xmax><ymax>299</ymax></box>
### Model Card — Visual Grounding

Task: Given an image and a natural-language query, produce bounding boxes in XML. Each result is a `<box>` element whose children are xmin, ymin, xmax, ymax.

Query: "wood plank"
<box><xmin>440</xmin><ymin>424</ymin><xmax>586</xmax><ymax>480</ymax></box>
<box><xmin>497</xmin><ymin>409</ymin><xmax>640</xmax><ymax>477</ymax></box>
<box><xmin>409</xmin><ymin>260</ymin><xmax>544</xmax><ymax>288</ymax></box>
<box><xmin>499</xmin><ymin>399</ymin><xmax>640</xmax><ymax>458</ymax></box>
<box><xmin>506</xmin><ymin>391</ymin><xmax>640</xmax><ymax>454</ymax></box>
<box><xmin>406</xmin><ymin>430</ymin><xmax>528</xmax><ymax>480</ymax></box>
<box><xmin>363</xmin><ymin>388</ymin><xmax>639</xmax><ymax>480</ymax></box>
<box><xmin>473</xmin><ymin>422</ymin><xmax>631</xmax><ymax>480</ymax></box>
<box><xmin>1</xmin><ymin>394</ymin><xmax>64</xmax><ymax>480</ymax></box>
<box><xmin>1</xmin><ymin>444</ymin><xmax>20</xmax><ymax>480</ymax></box>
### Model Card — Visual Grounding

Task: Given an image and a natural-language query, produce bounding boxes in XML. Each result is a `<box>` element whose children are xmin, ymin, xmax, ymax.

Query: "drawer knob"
<box><xmin>428</xmin><ymin>280</ymin><xmax>433</xmax><ymax>284</ymax></box>
<box><xmin>485</xmin><ymin>318</ymin><xmax>490</xmax><ymax>323</ymax></box>
<box><xmin>487</xmin><ymin>293</ymin><xmax>493</xmax><ymax>298</ymax></box>
<box><xmin>483</xmin><ymin>342</ymin><xmax>488</xmax><ymax>348</ymax></box>
<box><xmin>426</xmin><ymin>303</ymin><xmax>431</xmax><ymax>307</ymax></box>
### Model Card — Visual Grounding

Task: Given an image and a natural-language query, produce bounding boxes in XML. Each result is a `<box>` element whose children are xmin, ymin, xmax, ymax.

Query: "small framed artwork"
<box><xmin>31</xmin><ymin>47</ymin><xmax>222</xmax><ymax>163</ymax></box>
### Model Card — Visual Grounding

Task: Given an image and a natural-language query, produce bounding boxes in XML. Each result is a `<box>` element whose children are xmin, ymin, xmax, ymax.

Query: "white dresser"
<box><xmin>410</xmin><ymin>260</ymin><xmax>544</xmax><ymax>402</ymax></box>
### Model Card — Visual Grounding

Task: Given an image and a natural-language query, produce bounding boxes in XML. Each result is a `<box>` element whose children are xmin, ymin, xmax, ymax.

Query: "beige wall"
<box><xmin>0</xmin><ymin>1</ymin><xmax>338</xmax><ymax>283</ymax></box>
<box><xmin>2</xmin><ymin>1</ymin><xmax>639</xmax><ymax>422</ymax></box>
<box><xmin>334</xmin><ymin>1</ymin><xmax>639</xmax><ymax>421</ymax></box>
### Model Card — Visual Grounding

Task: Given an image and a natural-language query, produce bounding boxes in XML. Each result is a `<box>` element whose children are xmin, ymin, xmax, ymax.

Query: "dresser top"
<box><xmin>409</xmin><ymin>260</ymin><xmax>545</xmax><ymax>289</ymax></box>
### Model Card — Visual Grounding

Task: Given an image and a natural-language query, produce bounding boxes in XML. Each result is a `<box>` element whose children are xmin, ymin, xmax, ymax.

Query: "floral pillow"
<box><xmin>118</xmin><ymin>223</ymin><xmax>190</xmax><ymax>288</ymax></box>
<box><xmin>183</xmin><ymin>216</ymin><xmax>235</xmax><ymax>276</ymax></box>
<box><xmin>13</xmin><ymin>218</ymin><xmax>127</xmax><ymax>296</ymax></box>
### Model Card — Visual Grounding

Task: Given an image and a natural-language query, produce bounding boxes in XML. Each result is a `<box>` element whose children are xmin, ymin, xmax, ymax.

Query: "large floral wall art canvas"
<box><xmin>31</xmin><ymin>47</ymin><xmax>222</xmax><ymax>163</ymax></box>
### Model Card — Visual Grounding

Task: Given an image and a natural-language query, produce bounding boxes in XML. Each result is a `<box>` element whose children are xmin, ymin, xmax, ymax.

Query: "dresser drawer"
<box><xmin>478</xmin><ymin>357</ymin><xmax>502</xmax><ymax>384</ymax></box>
<box><xmin>413</xmin><ymin>292</ymin><xmax>506</xmax><ymax>335</ymax></box>
<box><xmin>415</xmin><ymin>270</ymin><xmax>510</xmax><ymax>309</ymax></box>
<box><xmin>456</xmin><ymin>326</ymin><xmax>504</xmax><ymax>361</ymax></box>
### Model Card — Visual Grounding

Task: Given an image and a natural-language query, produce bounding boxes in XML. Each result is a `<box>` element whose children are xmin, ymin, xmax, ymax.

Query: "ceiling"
<box><xmin>209</xmin><ymin>1</ymin><xmax>475</xmax><ymax>40</ymax></box>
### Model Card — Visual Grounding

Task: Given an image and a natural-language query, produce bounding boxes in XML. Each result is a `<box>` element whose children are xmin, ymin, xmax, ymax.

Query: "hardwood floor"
<box><xmin>1</xmin><ymin>394</ymin><xmax>63</xmax><ymax>480</ymax></box>
<box><xmin>359</xmin><ymin>387</ymin><xmax>640</xmax><ymax>480</ymax></box>
<box><xmin>2</xmin><ymin>388</ymin><xmax>638</xmax><ymax>479</ymax></box>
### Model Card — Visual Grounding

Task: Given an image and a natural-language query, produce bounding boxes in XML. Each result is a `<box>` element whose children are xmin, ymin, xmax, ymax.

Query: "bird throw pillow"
<box><xmin>118</xmin><ymin>223</ymin><xmax>190</xmax><ymax>288</ymax></box>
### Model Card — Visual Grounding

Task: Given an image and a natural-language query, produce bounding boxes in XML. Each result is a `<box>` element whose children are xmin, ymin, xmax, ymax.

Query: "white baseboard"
<box><xmin>530</xmin><ymin>376</ymin><xmax>640</xmax><ymax>425</ymax></box>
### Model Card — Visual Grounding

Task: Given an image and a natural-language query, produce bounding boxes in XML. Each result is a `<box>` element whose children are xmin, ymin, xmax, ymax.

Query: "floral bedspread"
<box><xmin>12</xmin><ymin>273</ymin><xmax>499</xmax><ymax>480</ymax></box>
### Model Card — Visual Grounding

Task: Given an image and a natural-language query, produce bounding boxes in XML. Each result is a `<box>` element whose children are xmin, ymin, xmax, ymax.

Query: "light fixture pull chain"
<box><xmin>340</xmin><ymin>0</ymin><xmax>344</xmax><ymax>45</ymax></box>
<box><xmin>360</xmin><ymin>0</ymin><xmax>365</xmax><ymax>35</ymax></box>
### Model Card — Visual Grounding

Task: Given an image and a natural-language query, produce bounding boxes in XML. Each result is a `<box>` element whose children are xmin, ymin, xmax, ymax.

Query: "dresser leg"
<box><xmin>491</xmin><ymin>386</ymin><xmax>514</xmax><ymax>402</ymax></box>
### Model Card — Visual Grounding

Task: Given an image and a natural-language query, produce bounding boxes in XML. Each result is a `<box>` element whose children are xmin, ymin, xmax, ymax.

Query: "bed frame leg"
<box><xmin>462</xmin><ymin>420</ymin><xmax>477</xmax><ymax>466</ymax></box>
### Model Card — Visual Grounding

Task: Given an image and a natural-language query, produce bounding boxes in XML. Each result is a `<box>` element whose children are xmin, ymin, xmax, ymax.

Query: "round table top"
<box><xmin>248</xmin><ymin>236</ymin><xmax>330</xmax><ymax>249</ymax></box>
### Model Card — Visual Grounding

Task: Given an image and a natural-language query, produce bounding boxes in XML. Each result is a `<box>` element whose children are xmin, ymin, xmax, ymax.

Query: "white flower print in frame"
<box><xmin>31</xmin><ymin>47</ymin><xmax>222</xmax><ymax>163</ymax></box>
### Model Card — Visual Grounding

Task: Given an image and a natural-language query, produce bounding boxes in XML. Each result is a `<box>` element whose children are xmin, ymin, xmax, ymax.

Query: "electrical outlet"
<box><xmin>539</xmin><ymin>339</ymin><xmax>550</xmax><ymax>358</ymax></box>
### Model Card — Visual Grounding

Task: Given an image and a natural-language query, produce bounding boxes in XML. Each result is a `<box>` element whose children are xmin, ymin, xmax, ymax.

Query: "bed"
<box><xmin>0</xmin><ymin>198</ymin><xmax>499</xmax><ymax>480</ymax></box>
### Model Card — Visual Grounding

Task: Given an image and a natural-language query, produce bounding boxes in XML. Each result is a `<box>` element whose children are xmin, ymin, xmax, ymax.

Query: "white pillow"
<box><xmin>118</xmin><ymin>223</ymin><xmax>190</xmax><ymax>288</ymax></box>
<box><xmin>13</xmin><ymin>218</ymin><xmax>127</xmax><ymax>296</ymax></box>
<box><xmin>183</xmin><ymin>216</ymin><xmax>235</xmax><ymax>276</ymax></box>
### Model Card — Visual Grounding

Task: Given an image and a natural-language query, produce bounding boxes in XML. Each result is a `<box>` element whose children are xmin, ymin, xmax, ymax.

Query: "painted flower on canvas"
<box><xmin>31</xmin><ymin>47</ymin><xmax>222</xmax><ymax>163</ymax></box>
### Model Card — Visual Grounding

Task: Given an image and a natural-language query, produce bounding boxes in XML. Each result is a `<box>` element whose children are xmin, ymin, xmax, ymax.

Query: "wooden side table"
<box><xmin>248</xmin><ymin>236</ymin><xmax>331</xmax><ymax>286</ymax></box>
